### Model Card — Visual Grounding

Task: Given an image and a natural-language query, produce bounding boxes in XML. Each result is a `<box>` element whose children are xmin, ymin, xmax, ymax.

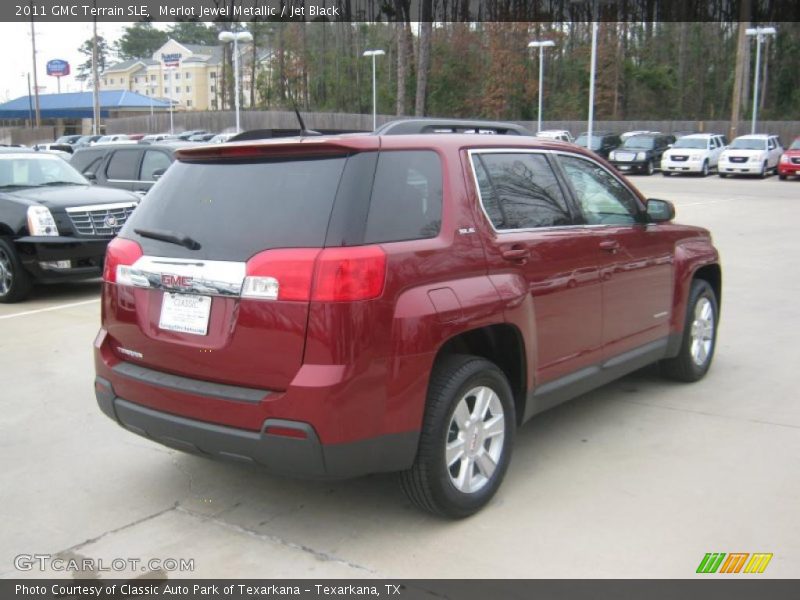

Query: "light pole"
<box><xmin>362</xmin><ymin>49</ymin><xmax>385</xmax><ymax>131</ymax></box>
<box><xmin>745</xmin><ymin>26</ymin><xmax>777</xmax><ymax>135</ymax></box>
<box><xmin>218</xmin><ymin>29</ymin><xmax>253</xmax><ymax>133</ymax></box>
<box><xmin>528</xmin><ymin>40</ymin><xmax>555</xmax><ymax>133</ymax></box>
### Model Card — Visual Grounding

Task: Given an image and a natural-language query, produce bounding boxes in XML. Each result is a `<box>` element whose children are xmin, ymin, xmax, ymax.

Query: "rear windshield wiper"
<box><xmin>134</xmin><ymin>228</ymin><xmax>201</xmax><ymax>250</ymax></box>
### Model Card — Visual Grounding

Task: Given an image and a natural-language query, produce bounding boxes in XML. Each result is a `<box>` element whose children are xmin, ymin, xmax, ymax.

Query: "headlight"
<box><xmin>609</xmin><ymin>151</ymin><xmax>616</xmax><ymax>160</ymax></box>
<box><xmin>636</xmin><ymin>152</ymin><xmax>646</xmax><ymax>161</ymax></box>
<box><xmin>749</xmin><ymin>154</ymin><xmax>763</xmax><ymax>163</ymax></box>
<box><xmin>27</xmin><ymin>206</ymin><xmax>58</xmax><ymax>236</ymax></box>
<box><xmin>780</xmin><ymin>155</ymin><xmax>790</xmax><ymax>164</ymax></box>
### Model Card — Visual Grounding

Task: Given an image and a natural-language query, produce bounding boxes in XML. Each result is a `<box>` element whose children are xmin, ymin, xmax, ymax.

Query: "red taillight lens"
<box><xmin>103</xmin><ymin>238</ymin><xmax>143</xmax><ymax>283</ymax></box>
<box><xmin>242</xmin><ymin>246</ymin><xmax>386</xmax><ymax>303</ymax></box>
<box><xmin>312</xmin><ymin>246</ymin><xmax>386</xmax><ymax>302</ymax></box>
<box><xmin>243</xmin><ymin>248</ymin><xmax>321</xmax><ymax>301</ymax></box>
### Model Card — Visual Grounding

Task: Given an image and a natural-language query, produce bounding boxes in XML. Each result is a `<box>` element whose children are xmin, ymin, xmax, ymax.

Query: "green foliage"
<box><xmin>167</xmin><ymin>22</ymin><xmax>219</xmax><ymax>46</ymax></box>
<box><xmin>115</xmin><ymin>22</ymin><xmax>168</xmax><ymax>60</ymax></box>
<box><xmin>76</xmin><ymin>36</ymin><xmax>111</xmax><ymax>82</ymax></box>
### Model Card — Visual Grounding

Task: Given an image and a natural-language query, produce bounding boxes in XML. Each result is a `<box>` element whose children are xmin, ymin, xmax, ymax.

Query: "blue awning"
<box><xmin>0</xmin><ymin>90</ymin><xmax>172</xmax><ymax>119</ymax></box>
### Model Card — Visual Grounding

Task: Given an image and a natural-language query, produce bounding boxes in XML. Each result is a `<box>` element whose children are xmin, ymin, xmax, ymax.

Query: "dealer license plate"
<box><xmin>159</xmin><ymin>293</ymin><xmax>211</xmax><ymax>336</ymax></box>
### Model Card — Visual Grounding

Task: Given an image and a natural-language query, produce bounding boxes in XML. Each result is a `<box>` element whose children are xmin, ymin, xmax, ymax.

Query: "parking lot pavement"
<box><xmin>1</xmin><ymin>175</ymin><xmax>798</xmax><ymax>579</ymax></box>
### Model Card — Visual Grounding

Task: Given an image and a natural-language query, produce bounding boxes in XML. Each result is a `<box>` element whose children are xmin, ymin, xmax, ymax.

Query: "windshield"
<box><xmin>673</xmin><ymin>138</ymin><xmax>708</xmax><ymax>149</ymax></box>
<box><xmin>0</xmin><ymin>156</ymin><xmax>87</xmax><ymax>188</ymax></box>
<box><xmin>622</xmin><ymin>136</ymin><xmax>655</xmax><ymax>150</ymax></box>
<box><xmin>575</xmin><ymin>135</ymin><xmax>602</xmax><ymax>150</ymax></box>
<box><xmin>789</xmin><ymin>139</ymin><xmax>800</xmax><ymax>151</ymax></box>
<box><xmin>730</xmin><ymin>138</ymin><xmax>766</xmax><ymax>150</ymax></box>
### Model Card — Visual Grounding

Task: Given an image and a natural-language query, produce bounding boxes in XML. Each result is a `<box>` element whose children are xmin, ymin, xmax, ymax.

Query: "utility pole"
<box><xmin>29</xmin><ymin>8</ymin><xmax>41</xmax><ymax>128</ymax></box>
<box><xmin>729</xmin><ymin>0</ymin><xmax>751</xmax><ymax>141</ymax></box>
<box><xmin>92</xmin><ymin>11</ymin><xmax>100</xmax><ymax>135</ymax></box>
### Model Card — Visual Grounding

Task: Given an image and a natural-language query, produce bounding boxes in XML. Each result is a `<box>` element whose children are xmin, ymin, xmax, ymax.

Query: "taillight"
<box><xmin>312</xmin><ymin>246</ymin><xmax>386</xmax><ymax>302</ymax></box>
<box><xmin>243</xmin><ymin>248</ymin><xmax>321</xmax><ymax>300</ymax></box>
<box><xmin>242</xmin><ymin>246</ymin><xmax>386</xmax><ymax>302</ymax></box>
<box><xmin>103</xmin><ymin>238</ymin><xmax>143</xmax><ymax>283</ymax></box>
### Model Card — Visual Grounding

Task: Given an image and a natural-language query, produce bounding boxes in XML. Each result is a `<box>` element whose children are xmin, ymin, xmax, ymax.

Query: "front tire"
<box><xmin>700</xmin><ymin>160</ymin><xmax>709</xmax><ymax>177</ymax></box>
<box><xmin>401</xmin><ymin>355</ymin><xmax>515</xmax><ymax>518</ymax></box>
<box><xmin>760</xmin><ymin>161</ymin><xmax>768</xmax><ymax>178</ymax></box>
<box><xmin>779</xmin><ymin>174</ymin><xmax>787</xmax><ymax>181</ymax></box>
<box><xmin>660</xmin><ymin>279</ymin><xmax>718</xmax><ymax>382</ymax></box>
<box><xmin>0</xmin><ymin>238</ymin><xmax>33</xmax><ymax>303</ymax></box>
<box><xmin>645</xmin><ymin>160</ymin><xmax>655</xmax><ymax>176</ymax></box>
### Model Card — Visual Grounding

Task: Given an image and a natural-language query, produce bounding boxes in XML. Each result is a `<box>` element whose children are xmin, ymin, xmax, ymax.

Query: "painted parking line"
<box><xmin>0</xmin><ymin>298</ymin><xmax>100</xmax><ymax>320</ymax></box>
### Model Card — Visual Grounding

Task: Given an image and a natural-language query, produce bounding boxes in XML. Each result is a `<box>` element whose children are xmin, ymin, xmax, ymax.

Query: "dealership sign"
<box><xmin>46</xmin><ymin>59</ymin><xmax>70</xmax><ymax>77</ymax></box>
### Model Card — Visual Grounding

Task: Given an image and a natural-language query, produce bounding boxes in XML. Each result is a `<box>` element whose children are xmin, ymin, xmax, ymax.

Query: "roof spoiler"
<box><xmin>375</xmin><ymin>118</ymin><xmax>535</xmax><ymax>136</ymax></box>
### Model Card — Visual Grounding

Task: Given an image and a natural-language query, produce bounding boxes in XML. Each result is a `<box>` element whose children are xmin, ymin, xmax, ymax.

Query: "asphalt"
<box><xmin>1</xmin><ymin>174</ymin><xmax>798</xmax><ymax>579</ymax></box>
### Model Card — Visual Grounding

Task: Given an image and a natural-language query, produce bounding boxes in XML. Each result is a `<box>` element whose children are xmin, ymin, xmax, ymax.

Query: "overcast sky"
<box><xmin>0</xmin><ymin>22</ymin><xmax>162</xmax><ymax>101</ymax></box>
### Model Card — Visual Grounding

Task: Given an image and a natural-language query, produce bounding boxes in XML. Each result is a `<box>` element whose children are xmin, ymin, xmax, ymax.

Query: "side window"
<box><xmin>768</xmin><ymin>138</ymin><xmax>775</xmax><ymax>150</ymax></box>
<box><xmin>471</xmin><ymin>152</ymin><xmax>573</xmax><ymax>230</ymax></box>
<box><xmin>106</xmin><ymin>150</ymin><xmax>141</xmax><ymax>180</ymax></box>
<box><xmin>558</xmin><ymin>154</ymin><xmax>641</xmax><ymax>226</ymax></box>
<box><xmin>363</xmin><ymin>150</ymin><xmax>442</xmax><ymax>244</ymax></box>
<box><xmin>140</xmin><ymin>151</ymin><xmax>172</xmax><ymax>181</ymax></box>
<box><xmin>71</xmin><ymin>151</ymin><xmax>104</xmax><ymax>174</ymax></box>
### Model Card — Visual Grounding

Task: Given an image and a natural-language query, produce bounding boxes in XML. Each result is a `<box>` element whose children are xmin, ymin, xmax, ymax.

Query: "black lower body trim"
<box><xmin>94</xmin><ymin>378</ymin><xmax>419</xmax><ymax>480</ymax></box>
<box><xmin>523</xmin><ymin>337</ymin><xmax>671</xmax><ymax>421</ymax></box>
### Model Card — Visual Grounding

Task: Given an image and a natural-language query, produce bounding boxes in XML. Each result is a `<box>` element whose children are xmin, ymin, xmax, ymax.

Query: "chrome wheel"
<box><xmin>690</xmin><ymin>297</ymin><xmax>714</xmax><ymax>366</ymax></box>
<box><xmin>446</xmin><ymin>386</ymin><xmax>505</xmax><ymax>494</ymax></box>
<box><xmin>0</xmin><ymin>247</ymin><xmax>12</xmax><ymax>296</ymax></box>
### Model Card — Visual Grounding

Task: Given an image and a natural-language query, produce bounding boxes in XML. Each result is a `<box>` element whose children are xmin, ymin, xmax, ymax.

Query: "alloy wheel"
<box><xmin>0</xmin><ymin>247</ymin><xmax>13</xmax><ymax>296</ymax></box>
<box><xmin>690</xmin><ymin>297</ymin><xmax>715</xmax><ymax>366</ymax></box>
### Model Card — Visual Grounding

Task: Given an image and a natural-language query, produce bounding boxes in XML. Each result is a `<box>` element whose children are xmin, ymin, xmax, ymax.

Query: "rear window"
<box><xmin>364</xmin><ymin>150</ymin><xmax>442</xmax><ymax>244</ymax></box>
<box><xmin>124</xmin><ymin>156</ymin><xmax>347</xmax><ymax>261</ymax></box>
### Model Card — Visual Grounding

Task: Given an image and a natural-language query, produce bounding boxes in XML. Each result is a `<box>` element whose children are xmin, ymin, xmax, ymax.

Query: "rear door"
<box><xmin>555</xmin><ymin>153</ymin><xmax>673</xmax><ymax>358</ymax></box>
<box><xmin>106</xmin><ymin>154</ymin><xmax>350</xmax><ymax>391</ymax></box>
<box><xmin>469</xmin><ymin>150</ymin><xmax>604</xmax><ymax>384</ymax></box>
<box><xmin>103</xmin><ymin>148</ymin><xmax>143</xmax><ymax>191</ymax></box>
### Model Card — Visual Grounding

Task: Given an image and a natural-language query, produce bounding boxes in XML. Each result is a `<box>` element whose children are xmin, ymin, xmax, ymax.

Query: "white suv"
<box><xmin>536</xmin><ymin>130</ymin><xmax>574</xmax><ymax>143</ymax></box>
<box><xmin>718</xmin><ymin>134</ymin><xmax>783</xmax><ymax>178</ymax></box>
<box><xmin>662</xmin><ymin>134</ymin><xmax>727</xmax><ymax>177</ymax></box>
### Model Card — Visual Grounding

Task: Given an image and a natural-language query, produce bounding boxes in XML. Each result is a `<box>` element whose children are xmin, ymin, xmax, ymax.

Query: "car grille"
<box><xmin>615</xmin><ymin>152</ymin><xmax>636</xmax><ymax>162</ymax></box>
<box><xmin>729</xmin><ymin>156</ymin><xmax>748</xmax><ymax>163</ymax></box>
<box><xmin>791</xmin><ymin>157</ymin><xmax>800</xmax><ymax>165</ymax></box>
<box><xmin>670</xmin><ymin>155</ymin><xmax>688</xmax><ymax>162</ymax></box>
<box><xmin>65</xmin><ymin>203</ymin><xmax>137</xmax><ymax>237</ymax></box>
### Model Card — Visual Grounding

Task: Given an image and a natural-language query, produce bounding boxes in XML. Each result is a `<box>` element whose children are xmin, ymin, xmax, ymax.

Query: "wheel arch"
<box><xmin>432</xmin><ymin>323</ymin><xmax>527</xmax><ymax>426</ymax></box>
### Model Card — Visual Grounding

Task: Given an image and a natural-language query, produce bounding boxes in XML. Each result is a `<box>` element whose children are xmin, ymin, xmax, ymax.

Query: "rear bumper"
<box><xmin>94</xmin><ymin>373</ymin><xmax>419</xmax><ymax>481</ymax></box>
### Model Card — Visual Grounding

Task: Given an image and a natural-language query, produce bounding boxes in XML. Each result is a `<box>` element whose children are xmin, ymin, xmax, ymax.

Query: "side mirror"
<box><xmin>152</xmin><ymin>168</ymin><xmax>166</xmax><ymax>181</ymax></box>
<box><xmin>646</xmin><ymin>199</ymin><xmax>675</xmax><ymax>223</ymax></box>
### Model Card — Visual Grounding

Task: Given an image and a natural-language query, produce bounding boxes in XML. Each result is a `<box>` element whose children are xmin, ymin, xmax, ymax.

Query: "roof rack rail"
<box><xmin>375</xmin><ymin>118</ymin><xmax>534</xmax><ymax>137</ymax></box>
<box><xmin>228</xmin><ymin>128</ymin><xmax>365</xmax><ymax>142</ymax></box>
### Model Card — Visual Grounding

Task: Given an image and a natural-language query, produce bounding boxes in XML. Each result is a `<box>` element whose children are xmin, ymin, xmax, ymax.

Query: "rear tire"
<box><xmin>660</xmin><ymin>279</ymin><xmax>718</xmax><ymax>383</ymax></box>
<box><xmin>401</xmin><ymin>355</ymin><xmax>515</xmax><ymax>518</ymax></box>
<box><xmin>0</xmin><ymin>238</ymin><xmax>33</xmax><ymax>303</ymax></box>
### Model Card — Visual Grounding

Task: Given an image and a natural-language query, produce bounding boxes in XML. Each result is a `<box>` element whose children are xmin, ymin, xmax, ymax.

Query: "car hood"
<box><xmin>3</xmin><ymin>184</ymin><xmax>139</xmax><ymax>210</ymax></box>
<box><xmin>724</xmin><ymin>148</ymin><xmax>766</xmax><ymax>156</ymax></box>
<box><xmin>665</xmin><ymin>148</ymin><xmax>708</xmax><ymax>156</ymax></box>
<box><xmin>782</xmin><ymin>149</ymin><xmax>800</xmax><ymax>157</ymax></box>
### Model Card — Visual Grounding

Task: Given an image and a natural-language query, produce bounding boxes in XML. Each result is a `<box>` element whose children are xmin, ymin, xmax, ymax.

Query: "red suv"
<box><xmin>94</xmin><ymin>119</ymin><xmax>721</xmax><ymax>517</ymax></box>
<box><xmin>778</xmin><ymin>137</ymin><xmax>800</xmax><ymax>180</ymax></box>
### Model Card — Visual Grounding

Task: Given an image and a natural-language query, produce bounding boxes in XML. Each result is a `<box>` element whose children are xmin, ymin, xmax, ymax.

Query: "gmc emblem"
<box><xmin>161</xmin><ymin>274</ymin><xmax>193</xmax><ymax>288</ymax></box>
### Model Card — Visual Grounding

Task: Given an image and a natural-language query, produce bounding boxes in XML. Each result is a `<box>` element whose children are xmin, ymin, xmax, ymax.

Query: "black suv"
<box><xmin>609</xmin><ymin>133</ymin><xmax>675</xmax><ymax>175</ymax></box>
<box><xmin>574</xmin><ymin>132</ymin><xmax>621</xmax><ymax>159</ymax></box>
<box><xmin>70</xmin><ymin>143</ymin><xmax>192</xmax><ymax>195</ymax></box>
<box><xmin>0</xmin><ymin>149</ymin><xmax>139</xmax><ymax>302</ymax></box>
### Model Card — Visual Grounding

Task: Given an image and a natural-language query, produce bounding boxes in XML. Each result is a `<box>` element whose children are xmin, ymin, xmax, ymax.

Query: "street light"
<box><xmin>745</xmin><ymin>26</ymin><xmax>777</xmax><ymax>135</ymax></box>
<box><xmin>528</xmin><ymin>40</ymin><xmax>556</xmax><ymax>133</ymax></box>
<box><xmin>218</xmin><ymin>29</ymin><xmax>253</xmax><ymax>133</ymax></box>
<box><xmin>362</xmin><ymin>49</ymin><xmax>385</xmax><ymax>131</ymax></box>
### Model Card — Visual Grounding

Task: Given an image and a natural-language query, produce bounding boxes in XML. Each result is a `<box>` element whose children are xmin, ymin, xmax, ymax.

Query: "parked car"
<box><xmin>574</xmin><ymin>131</ymin><xmax>621</xmax><ymax>158</ymax></box>
<box><xmin>187</xmin><ymin>133</ymin><xmax>217</xmax><ymax>142</ymax></box>
<box><xmin>55</xmin><ymin>134</ymin><xmax>83</xmax><ymax>145</ymax></box>
<box><xmin>718</xmin><ymin>134</ymin><xmax>784</xmax><ymax>178</ymax></box>
<box><xmin>778</xmin><ymin>137</ymin><xmax>800</xmax><ymax>180</ymax></box>
<box><xmin>609</xmin><ymin>133</ymin><xmax>675</xmax><ymax>175</ymax></box>
<box><xmin>95</xmin><ymin>134</ymin><xmax>132</xmax><ymax>145</ymax></box>
<box><xmin>536</xmin><ymin>130</ymin><xmax>574</xmax><ymax>143</ymax></box>
<box><xmin>177</xmin><ymin>130</ymin><xmax>208</xmax><ymax>141</ymax></box>
<box><xmin>0</xmin><ymin>149</ymin><xmax>139</xmax><ymax>302</ymax></box>
<box><xmin>208</xmin><ymin>133</ymin><xmax>236</xmax><ymax>144</ymax></box>
<box><xmin>73</xmin><ymin>135</ymin><xmax>103</xmax><ymax>148</ymax></box>
<box><xmin>140</xmin><ymin>133</ymin><xmax>174</xmax><ymax>143</ymax></box>
<box><xmin>93</xmin><ymin>118</ymin><xmax>721</xmax><ymax>517</ymax></box>
<box><xmin>32</xmin><ymin>143</ymin><xmax>73</xmax><ymax>154</ymax></box>
<box><xmin>661</xmin><ymin>133</ymin><xmax>727</xmax><ymax>177</ymax></box>
<box><xmin>70</xmin><ymin>142</ymin><xmax>188</xmax><ymax>195</ymax></box>
<box><xmin>620</xmin><ymin>130</ymin><xmax>655</xmax><ymax>141</ymax></box>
